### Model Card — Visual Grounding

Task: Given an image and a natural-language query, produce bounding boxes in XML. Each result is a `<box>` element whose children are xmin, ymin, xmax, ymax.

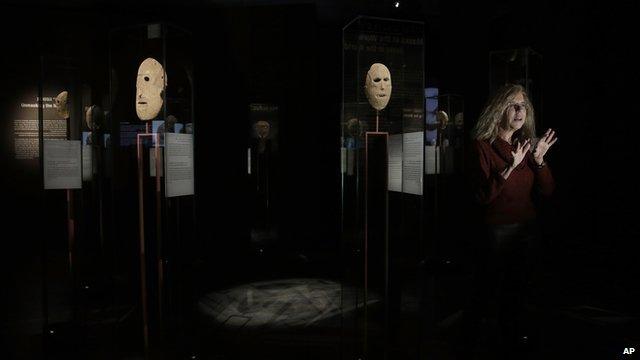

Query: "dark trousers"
<box><xmin>484</xmin><ymin>221</ymin><xmax>539</xmax><ymax>332</ymax></box>
<box><xmin>459</xmin><ymin>220</ymin><xmax>540</xmax><ymax>358</ymax></box>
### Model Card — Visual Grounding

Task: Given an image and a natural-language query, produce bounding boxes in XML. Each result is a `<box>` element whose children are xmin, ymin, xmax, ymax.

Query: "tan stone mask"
<box><xmin>85</xmin><ymin>106</ymin><xmax>94</xmax><ymax>130</ymax></box>
<box><xmin>54</xmin><ymin>91</ymin><xmax>69</xmax><ymax>119</ymax></box>
<box><xmin>437</xmin><ymin>110</ymin><xmax>449</xmax><ymax>129</ymax></box>
<box><xmin>364</xmin><ymin>63</ymin><xmax>392</xmax><ymax>111</ymax></box>
<box><xmin>136</xmin><ymin>58</ymin><xmax>167</xmax><ymax>121</ymax></box>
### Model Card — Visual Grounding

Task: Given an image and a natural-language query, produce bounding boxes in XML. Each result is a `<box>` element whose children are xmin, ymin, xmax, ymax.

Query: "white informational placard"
<box><xmin>164</xmin><ymin>133</ymin><xmax>194</xmax><ymax>197</ymax></box>
<box><xmin>43</xmin><ymin>140</ymin><xmax>82</xmax><ymax>190</ymax></box>
<box><xmin>402</xmin><ymin>131</ymin><xmax>424</xmax><ymax>195</ymax></box>
<box><xmin>388</xmin><ymin>134</ymin><xmax>402</xmax><ymax>192</ymax></box>
<box><xmin>150</xmin><ymin>148</ymin><xmax>164</xmax><ymax>177</ymax></box>
<box><xmin>425</xmin><ymin>145</ymin><xmax>440</xmax><ymax>174</ymax></box>
<box><xmin>82</xmin><ymin>145</ymin><xmax>93</xmax><ymax>181</ymax></box>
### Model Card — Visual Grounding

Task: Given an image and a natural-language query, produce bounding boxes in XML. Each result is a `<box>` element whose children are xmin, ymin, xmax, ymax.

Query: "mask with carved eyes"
<box><xmin>85</xmin><ymin>105</ymin><xmax>103</xmax><ymax>130</ymax></box>
<box><xmin>364</xmin><ymin>63</ymin><xmax>392</xmax><ymax>111</ymax></box>
<box><xmin>454</xmin><ymin>112</ymin><xmax>464</xmax><ymax>129</ymax></box>
<box><xmin>346</xmin><ymin>118</ymin><xmax>365</xmax><ymax>138</ymax></box>
<box><xmin>254</xmin><ymin>120</ymin><xmax>271</xmax><ymax>140</ymax></box>
<box><xmin>136</xmin><ymin>58</ymin><xmax>167</xmax><ymax>121</ymax></box>
<box><xmin>162</xmin><ymin>115</ymin><xmax>178</xmax><ymax>133</ymax></box>
<box><xmin>54</xmin><ymin>91</ymin><xmax>69</xmax><ymax>119</ymax></box>
<box><xmin>437</xmin><ymin>110</ymin><xmax>449</xmax><ymax>130</ymax></box>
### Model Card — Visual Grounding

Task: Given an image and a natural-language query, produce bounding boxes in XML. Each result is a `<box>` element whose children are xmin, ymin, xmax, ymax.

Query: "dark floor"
<box><xmin>4</xmin><ymin>243</ymin><xmax>639</xmax><ymax>360</ymax></box>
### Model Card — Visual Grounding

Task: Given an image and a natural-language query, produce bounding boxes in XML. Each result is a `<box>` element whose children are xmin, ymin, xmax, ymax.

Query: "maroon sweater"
<box><xmin>471</xmin><ymin>138</ymin><xmax>555</xmax><ymax>225</ymax></box>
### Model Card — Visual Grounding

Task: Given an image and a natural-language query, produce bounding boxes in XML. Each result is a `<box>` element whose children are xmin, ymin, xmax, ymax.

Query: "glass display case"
<box><xmin>37</xmin><ymin>55</ymin><xmax>87</xmax><ymax>350</ymax></box>
<box><xmin>108</xmin><ymin>23</ymin><xmax>195</xmax><ymax>356</ymax></box>
<box><xmin>248</xmin><ymin>103</ymin><xmax>279</xmax><ymax>247</ymax></box>
<box><xmin>29</xmin><ymin>42</ymin><xmax>119</xmax><ymax>356</ymax></box>
<box><xmin>422</xmin><ymin>92</ymin><xmax>467</xmax><ymax>329</ymax></box>
<box><xmin>490</xmin><ymin>47</ymin><xmax>543</xmax><ymax>127</ymax></box>
<box><xmin>341</xmin><ymin>16</ymin><xmax>425</xmax><ymax>360</ymax></box>
<box><xmin>29</xmin><ymin>22</ymin><xmax>195</xmax><ymax>359</ymax></box>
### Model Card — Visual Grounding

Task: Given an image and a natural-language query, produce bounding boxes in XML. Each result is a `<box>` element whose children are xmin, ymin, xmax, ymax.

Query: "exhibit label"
<box><xmin>164</xmin><ymin>133</ymin><xmax>194</xmax><ymax>197</ymax></box>
<box><xmin>43</xmin><ymin>140</ymin><xmax>82</xmax><ymax>190</ymax></box>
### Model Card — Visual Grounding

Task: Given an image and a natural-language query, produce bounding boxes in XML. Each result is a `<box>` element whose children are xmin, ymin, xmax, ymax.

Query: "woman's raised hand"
<box><xmin>511</xmin><ymin>139</ymin><xmax>531</xmax><ymax>169</ymax></box>
<box><xmin>533</xmin><ymin>129</ymin><xmax>558</xmax><ymax>165</ymax></box>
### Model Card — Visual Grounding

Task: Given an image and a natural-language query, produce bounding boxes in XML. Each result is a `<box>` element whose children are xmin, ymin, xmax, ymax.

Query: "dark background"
<box><xmin>1</xmin><ymin>0</ymin><xmax>639</xmax><ymax>358</ymax></box>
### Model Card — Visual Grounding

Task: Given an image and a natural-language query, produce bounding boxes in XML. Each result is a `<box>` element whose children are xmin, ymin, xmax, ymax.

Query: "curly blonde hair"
<box><xmin>471</xmin><ymin>84</ymin><xmax>536</xmax><ymax>143</ymax></box>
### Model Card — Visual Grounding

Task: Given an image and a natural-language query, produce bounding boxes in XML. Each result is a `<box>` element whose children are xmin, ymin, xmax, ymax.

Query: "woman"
<box><xmin>468</xmin><ymin>83</ymin><xmax>557</xmax><ymax>356</ymax></box>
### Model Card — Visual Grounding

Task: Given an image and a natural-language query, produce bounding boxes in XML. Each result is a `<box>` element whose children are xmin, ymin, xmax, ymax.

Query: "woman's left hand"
<box><xmin>533</xmin><ymin>128</ymin><xmax>558</xmax><ymax>165</ymax></box>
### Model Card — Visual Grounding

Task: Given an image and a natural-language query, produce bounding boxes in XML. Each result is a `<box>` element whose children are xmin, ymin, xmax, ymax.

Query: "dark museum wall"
<box><xmin>1</xmin><ymin>0</ymin><xmax>639</xmax><ymax>358</ymax></box>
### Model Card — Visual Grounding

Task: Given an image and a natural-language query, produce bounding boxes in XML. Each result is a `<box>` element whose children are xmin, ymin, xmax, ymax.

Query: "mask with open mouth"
<box><xmin>136</xmin><ymin>57</ymin><xmax>167</xmax><ymax>121</ymax></box>
<box><xmin>364</xmin><ymin>63</ymin><xmax>392</xmax><ymax>111</ymax></box>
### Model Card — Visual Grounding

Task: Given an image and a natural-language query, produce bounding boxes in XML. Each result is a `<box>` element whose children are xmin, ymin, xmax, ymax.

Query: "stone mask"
<box><xmin>164</xmin><ymin>115</ymin><xmax>177</xmax><ymax>132</ymax></box>
<box><xmin>54</xmin><ymin>91</ymin><xmax>69</xmax><ymax>119</ymax></box>
<box><xmin>454</xmin><ymin>112</ymin><xmax>464</xmax><ymax>129</ymax></box>
<box><xmin>254</xmin><ymin>120</ymin><xmax>271</xmax><ymax>140</ymax></box>
<box><xmin>346</xmin><ymin>118</ymin><xmax>364</xmax><ymax>138</ymax></box>
<box><xmin>136</xmin><ymin>57</ymin><xmax>167</xmax><ymax>121</ymax></box>
<box><xmin>364</xmin><ymin>63</ymin><xmax>392</xmax><ymax>111</ymax></box>
<box><xmin>85</xmin><ymin>105</ymin><xmax>103</xmax><ymax>131</ymax></box>
<box><xmin>437</xmin><ymin>110</ymin><xmax>449</xmax><ymax>130</ymax></box>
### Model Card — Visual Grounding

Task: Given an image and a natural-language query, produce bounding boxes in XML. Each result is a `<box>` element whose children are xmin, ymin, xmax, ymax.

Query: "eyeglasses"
<box><xmin>507</xmin><ymin>102</ymin><xmax>528</xmax><ymax>112</ymax></box>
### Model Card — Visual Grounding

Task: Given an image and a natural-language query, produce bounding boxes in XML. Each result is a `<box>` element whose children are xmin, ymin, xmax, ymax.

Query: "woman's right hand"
<box><xmin>510</xmin><ymin>139</ymin><xmax>531</xmax><ymax>169</ymax></box>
